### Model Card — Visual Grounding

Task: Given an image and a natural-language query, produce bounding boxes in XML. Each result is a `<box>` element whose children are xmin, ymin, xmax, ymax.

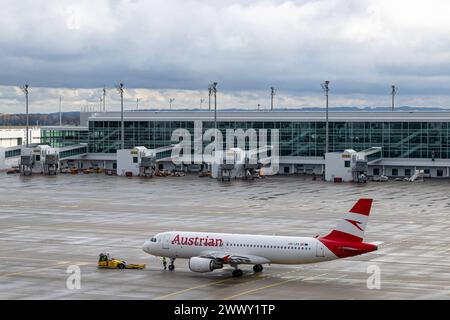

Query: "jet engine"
<box><xmin>188</xmin><ymin>257</ymin><xmax>223</xmax><ymax>273</ymax></box>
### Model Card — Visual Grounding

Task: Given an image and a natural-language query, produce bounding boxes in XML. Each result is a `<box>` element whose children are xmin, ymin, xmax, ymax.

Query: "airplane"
<box><xmin>142</xmin><ymin>198</ymin><xmax>380</xmax><ymax>277</ymax></box>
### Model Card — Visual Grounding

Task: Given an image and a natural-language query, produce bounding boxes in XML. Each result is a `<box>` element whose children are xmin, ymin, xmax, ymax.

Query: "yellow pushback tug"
<box><xmin>97</xmin><ymin>253</ymin><xmax>146</xmax><ymax>270</ymax></box>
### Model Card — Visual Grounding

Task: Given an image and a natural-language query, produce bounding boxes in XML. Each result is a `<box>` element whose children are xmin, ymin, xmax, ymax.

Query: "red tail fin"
<box><xmin>321</xmin><ymin>199</ymin><xmax>373</xmax><ymax>243</ymax></box>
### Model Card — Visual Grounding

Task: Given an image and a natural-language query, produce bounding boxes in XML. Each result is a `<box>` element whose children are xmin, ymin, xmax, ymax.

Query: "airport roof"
<box><xmin>83</xmin><ymin>111</ymin><xmax>450</xmax><ymax>122</ymax></box>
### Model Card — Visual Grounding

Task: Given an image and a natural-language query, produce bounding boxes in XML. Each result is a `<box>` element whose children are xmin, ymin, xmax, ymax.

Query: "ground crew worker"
<box><xmin>162</xmin><ymin>257</ymin><xmax>167</xmax><ymax>270</ymax></box>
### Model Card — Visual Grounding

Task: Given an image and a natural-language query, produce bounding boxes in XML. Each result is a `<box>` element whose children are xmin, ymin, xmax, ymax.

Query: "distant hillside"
<box><xmin>0</xmin><ymin>112</ymin><xmax>80</xmax><ymax>126</ymax></box>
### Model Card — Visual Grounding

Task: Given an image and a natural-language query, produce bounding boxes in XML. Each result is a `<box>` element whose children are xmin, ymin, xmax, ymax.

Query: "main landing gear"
<box><xmin>253</xmin><ymin>264</ymin><xmax>264</xmax><ymax>273</ymax></box>
<box><xmin>232</xmin><ymin>269</ymin><xmax>243</xmax><ymax>277</ymax></box>
<box><xmin>168</xmin><ymin>258</ymin><xmax>176</xmax><ymax>271</ymax></box>
<box><xmin>231</xmin><ymin>264</ymin><xmax>264</xmax><ymax>277</ymax></box>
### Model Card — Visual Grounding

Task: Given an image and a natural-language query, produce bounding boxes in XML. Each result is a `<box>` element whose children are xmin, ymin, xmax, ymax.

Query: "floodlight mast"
<box><xmin>270</xmin><ymin>87</ymin><xmax>276</xmax><ymax>111</ymax></box>
<box><xmin>391</xmin><ymin>85</ymin><xmax>398</xmax><ymax>111</ymax></box>
<box><xmin>59</xmin><ymin>96</ymin><xmax>63</xmax><ymax>128</ymax></box>
<box><xmin>321</xmin><ymin>81</ymin><xmax>330</xmax><ymax>156</ymax></box>
<box><xmin>169</xmin><ymin>98</ymin><xmax>175</xmax><ymax>109</ymax></box>
<box><xmin>208</xmin><ymin>85</ymin><xmax>213</xmax><ymax>111</ymax></box>
<box><xmin>102</xmin><ymin>87</ymin><xmax>106</xmax><ymax>112</ymax></box>
<box><xmin>21</xmin><ymin>84</ymin><xmax>29</xmax><ymax>147</ymax></box>
<box><xmin>211</xmin><ymin>82</ymin><xmax>218</xmax><ymax>130</ymax></box>
<box><xmin>116</xmin><ymin>83</ymin><xmax>124</xmax><ymax>150</ymax></box>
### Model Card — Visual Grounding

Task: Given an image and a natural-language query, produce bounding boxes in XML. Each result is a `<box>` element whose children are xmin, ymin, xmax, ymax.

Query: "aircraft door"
<box><xmin>162</xmin><ymin>234</ymin><xmax>171</xmax><ymax>249</ymax></box>
<box><xmin>316</xmin><ymin>242</ymin><xmax>325</xmax><ymax>257</ymax></box>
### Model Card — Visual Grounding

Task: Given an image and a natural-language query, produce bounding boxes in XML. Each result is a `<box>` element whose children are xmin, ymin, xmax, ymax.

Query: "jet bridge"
<box><xmin>58</xmin><ymin>144</ymin><xmax>88</xmax><ymax>161</ymax></box>
<box><xmin>211</xmin><ymin>146</ymin><xmax>274</xmax><ymax>180</ymax></box>
<box><xmin>20</xmin><ymin>145</ymin><xmax>58</xmax><ymax>175</ymax></box>
<box><xmin>325</xmin><ymin>147</ymin><xmax>382</xmax><ymax>182</ymax></box>
<box><xmin>117</xmin><ymin>145</ymin><xmax>175</xmax><ymax>177</ymax></box>
<box><xmin>0</xmin><ymin>145</ymin><xmax>23</xmax><ymax>171</ymax></box>
<box><xmin>17</xmin><ymin>144</ymin><xmax>88</xmax><ymax>175</ymax></box>
<box><xmin>139</xmin><ymin>154</ymin><xmax>156</xmax><ymax>177</ymax></box>
<box><xmin>358</xmin><ymin>147</ymin><xmax>382</xmax><ymax>165</ymax></box>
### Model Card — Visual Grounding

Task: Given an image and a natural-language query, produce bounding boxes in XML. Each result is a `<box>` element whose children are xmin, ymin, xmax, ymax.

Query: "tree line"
<box><xmin>0</xmin><ymin>112</ymin><xmax>80</xmax><ymax>126</ymax></box>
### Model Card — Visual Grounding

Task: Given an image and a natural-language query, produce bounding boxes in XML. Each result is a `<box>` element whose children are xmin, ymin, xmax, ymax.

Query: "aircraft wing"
<box><xmin>200</xmin><ymin>251</ymin><xmax>270</xmax><ymax>265</ymax></box>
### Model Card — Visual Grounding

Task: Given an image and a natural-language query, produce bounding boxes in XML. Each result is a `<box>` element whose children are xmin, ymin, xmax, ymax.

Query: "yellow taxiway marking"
<box><xmin>223</xmin><ymin>277</ymin><xmax>302</xmax><ymax>300</ymax></box>
<box><xmin>0</xmin><ymin>261</ymin><xmax>91</xmax><ymax>279</ymax></box>
<box><xmin>153</xmin><ymin>278</ymin><xmax>232</xmax><ymax>300</ymax></box>
<box><xmin>223</xmin><ymin>273</ymin><xmax>328</xmax><ymax>300</ymax></box>
<box><xmin>153</xmin><ymin>269</ymin><xmax>307</xmax><ymax>300</ymax></box>
<box><xmin>0</xmin><ymin>256</ymin><xmax>90</xmax><ymax>264</ymax></box>
<box><xmin>0</xmin><ymin>256</ymin><xmax>69</xmax><ymax>263</ymax></box>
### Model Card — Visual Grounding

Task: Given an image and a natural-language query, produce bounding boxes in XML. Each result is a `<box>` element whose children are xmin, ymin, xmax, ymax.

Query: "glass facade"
<box><xmin>59</xmin><ymin>146</ymin><xmax>88</xmax><ymax>159</ymax></box>
<box><xmin>329</xmin><ymin>122</ymin><xmax>450</xmax><ymax>159</ymax></box>
<box><xmin>41</xmin><ymin>128</ymin><xmax>89</xmax><ymax>148</ymax></box>
<box><xmin>83</xmin><ymin>120</ymin><xmax>450</xmax><ymax>159</ymax></box>
<box><xmin>88</xmin><ymin>121</ymin><xmax>195</xmax><ymax>153</ymax></box>
<box><xmin>5</xmin><ymin>149</ymin><xmax>21</xmax><ymax>158</ymax></box>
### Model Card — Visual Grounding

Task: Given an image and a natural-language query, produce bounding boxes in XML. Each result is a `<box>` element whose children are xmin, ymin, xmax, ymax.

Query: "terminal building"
<box><xmin>0</xmin><ymin>127</ymin><xmax>41</xmax><ymax>148</ymax></box>
<box><xmin>2</xmin><ymin>110</ymin><xmax>450</xmax><ymax>179</ymax></box>
<box><xmin>36</xmin><ymin>110</ymin><xmax>450</xmax><ymax>179</ymax></box>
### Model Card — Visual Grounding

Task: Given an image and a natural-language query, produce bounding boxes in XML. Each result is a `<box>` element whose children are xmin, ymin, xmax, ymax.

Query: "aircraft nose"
<box><xmin>142</xmin><ymin>241</ymin><xmax>151</xmax><ymax>253</ymax></box>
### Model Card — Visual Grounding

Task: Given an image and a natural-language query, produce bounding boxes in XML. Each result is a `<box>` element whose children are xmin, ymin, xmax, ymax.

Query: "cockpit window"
<box><xmin>150</xmin><ymin>237</ymin><xmax>157</xmax><ymax>242</ymax></box>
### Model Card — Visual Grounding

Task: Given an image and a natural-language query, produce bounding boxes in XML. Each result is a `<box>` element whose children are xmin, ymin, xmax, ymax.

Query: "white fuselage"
<box><xmin>143</xmin><ymin>231</ymin><xmax>338</xmax><ymax>265</ymax></box>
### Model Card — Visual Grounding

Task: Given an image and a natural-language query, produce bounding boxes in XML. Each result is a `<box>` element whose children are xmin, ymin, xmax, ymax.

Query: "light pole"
<box><xmin>169</xmin><ymin>98</ymin><xmax>175</xmax><ymax>109</ymax></box>
<box><xmin>59</xmin><ymin>96</ymin><xmax>63</xmax><ymax>127</ymax></box>
<box><xmin>102</xmin><ymin>87</ymin><xmax>106</xmax><ymax>112</ymax></box>
<box><xmin>391</xmin><ymin>85</ymin><xmax>398</xmax><ymax>111</ymax></box>
<box><xmin>136</xmin><ymin>97</ymin><xmax>140</xmax><ymax>110</ymax></box>
<box><xmin>116</xmin><ymin>83</ymin><xmax>124</xmax><ymax>150</ymax></box>
<box><xmin>321</xmin><ymin>81</ymin><xmax>330</xmax><ymax>156</ymax></box>
<box><xmin>270</xmin><ymin>87</ymin><xmax>276</xmax><ymax>111</ymax></box>
<box><xmin>208</xmin><ymin>85</ymin><xmax>212</xmax><ymax>111</ymax></box>
<box><xmin>211</xmin><ymin>82</ymin><xmax>218</xmax><ymax>130</ymax></box>
<box><xmin>200</xmin><ymin>98</ymin><xmax>205</xmax><ymax>109</ymax></box>
<box><xmin>21</xmin><ymin>84</ymin><xmax>29</xmax><ymax>147</ymax></box>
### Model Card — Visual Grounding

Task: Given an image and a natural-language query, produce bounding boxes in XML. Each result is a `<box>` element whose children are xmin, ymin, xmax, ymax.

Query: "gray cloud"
<box><xmin>1</xmin><ymin>0</ymin><xmax>450</xmax><ymax>112</ymax></box>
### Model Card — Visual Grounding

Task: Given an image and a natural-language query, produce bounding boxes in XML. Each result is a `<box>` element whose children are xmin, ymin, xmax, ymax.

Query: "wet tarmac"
<box><xmin>0</xmin><ymin>173</ymin><xmax>449</xmax><ymax>299</ymax></box>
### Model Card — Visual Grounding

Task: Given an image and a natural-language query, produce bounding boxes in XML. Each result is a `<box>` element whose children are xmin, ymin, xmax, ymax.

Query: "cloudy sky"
<box><xmin>1</xmin><ymin>0</ymin><xmax>450</xmax><ymax>113</ymax></box>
